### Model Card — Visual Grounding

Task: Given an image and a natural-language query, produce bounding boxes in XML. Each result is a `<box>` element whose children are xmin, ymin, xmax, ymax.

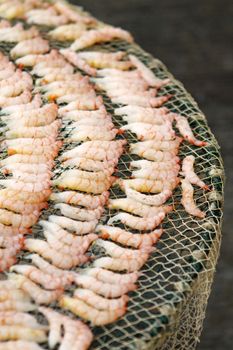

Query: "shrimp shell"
<box><xmin>8</xmin><ymin>273</ymin><xmax>63</xmax><ymax>305</ymax></box>
<box><xmin>0</xmin><ymin>341</ymin><xmax>44</xmax><ymax>350</ymax></box>
<box><xmin>175</xmin><ymin>115</ymin><xmax>207</xmax><ymax>146</ymax></box>
<box><xmin>49</xmin><ymin>191</ymin><xmax>109</xmax><ymax>209</ymax></box>
<box><xmin>74</xmin><ymin>289</ymin><xmax>129</xmax><ymax>311</ymax></box>
<box><xmin>24</xmin><ymin>239</ymin><xmax>89</xmax><ymax>269</ymax></box>
<box><xmin>10</xmin><ymin>37</ymin><xmax>49</xmax><ymax>58</ymax></box>
<box><xmin>83</xmin><ymin>267</ymin><xmax>139</xmax><ymax>285</ymax></box>
<box><xmin>181</xmin><ymin>179</ymin><xmax>205</xmax><ymax>218</ymax></box>
<box><xmin>48</xmin><ymin>215</ymin><xmax>98</xmax><ymax>235</ymax></box>
<box><xmin>125</xmin><ymin>187</ymin><xmax>173</xmax><ymax>206</ymax></box>
<box><xmin>72</xmin><ymin>274</ymin><xmax>136</xmax><ymax>299</ymax></box>
<box><xmin>107</xmin><ymin>210</ymin><xmax>171</xmax><ymax>231</ymax></box>
<box><xmin>181</xmin><ymin>155</ymin><xmax>209</xmax><ymax>190</ymax></box>
<box><xmin>97</xmin><ymin>225</ymin><xmax>163</xmax><ymax>249</ymax></box>
<box><xmin>0</xmin><ymin>325</ymin><xmax>46</xmax><ymax>342</ymax></box>
<box><xmin>0</xmin><ymin>209</ymin><xmax>39</xmax><ymax>228</ymax></box>
<box><xmin>54</xmin><ymin>203</ymin><xmax>103</xmax><ymax>221</ymax></box>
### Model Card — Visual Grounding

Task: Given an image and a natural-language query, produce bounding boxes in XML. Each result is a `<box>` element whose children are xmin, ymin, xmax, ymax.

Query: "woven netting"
<box><xmin>0</xmin><ymin>5</ymin><xmax>224</xmax><ymax>350</ymax></box>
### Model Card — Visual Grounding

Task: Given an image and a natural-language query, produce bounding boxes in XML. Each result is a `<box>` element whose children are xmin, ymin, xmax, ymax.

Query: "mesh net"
<box><xmin>0</xmin><ymin>3</ymin><xmax>224</xmax><ymax>349</ymax></box>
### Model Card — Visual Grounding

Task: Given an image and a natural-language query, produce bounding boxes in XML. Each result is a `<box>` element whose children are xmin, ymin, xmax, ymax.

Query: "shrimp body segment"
<box><xmin>181</xmin><ymin>155</ymin><xmax>209</xmax><ymax>190</ymax></box>
<box><xmin>181</xmin><ymin>179</ymin><xmax>205</xmax><ymax>218</ymax></box>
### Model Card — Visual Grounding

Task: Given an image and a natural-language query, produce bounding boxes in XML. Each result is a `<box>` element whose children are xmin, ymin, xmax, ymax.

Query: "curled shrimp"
<box><xmin>96</xmin><ymin>239</ymin><xmax>152</xmax><ymax>259</ymax></box>
<box><xmin>0</xmin><ymin>24</ymin><xmax>39</xmax><ymax>42</ymax></box>
<box><xmin>0</xmin><ymin>195</ymin><xmax>48</xmax><ymax>214</ymax></box>
<box><xmin>54</xmin><ymin>203</ymin><xmax>103</xmax><ymax>221</ymax></box>
<box><xmin>32</xmin><ymin>65</ymin><xmax>74</xmax><ymax>78</ymax></box>
<box><xmin>0</xmin><ymin>209</ymin><xmax>40</xmax><ymax>228</ymax></box>
<box><xmin>125</xmin><ymin>187</ymin><xmax>173</xmax><ymax>206</ymax></box>
<box><xmin>70</xmin><ymin>26</ymin><xmax>133</xmax><ymax>51</ymax></box>
<box><xmin>60</xmin><ymin>295</ymin><xmax>126</xmax><ymax>326</ymax></box>
<box><xmin>112</xmin><ymin>94</ymin><xmax>172</xmax><ymax>108</ymax></box>
<box><xmin>24</xmin><ymin>239</ymin><xmax>89</xmax><ymax>269</ymax></box>
<box><xmin>10</xmin><ymin>37</ymin><xmax>49</xmax><ymax>58</ymax></box>
<box><xmin>0</xmin><ymin>89</ymin><xmax>32</xmax><ymax>108</ymax></box>
<box><xmin>0</xmin><ymin>154</ymin><xmax>54</xmax><ymax>167</ymax></box>
<box><xmin>0</xmin><ymin>311</ymin><xmax>43</xmax><ymax>328</ymax></box>
<box><xmin>175</xmin><ymin>114</ymin><xmax>207</xmax><ymax>146</ymax></box>
<box><xmin>0</xmin><ymin>341</ymin><xmax>43</xmax><ymax>350</ymax></box>
<box><xmin>2</xmin><ymin>163</ymin><xmax>52</xmax><ymax>176</ymax></box>
<box><xmin>60</xmin><ymin>48</ymin><xmax>97</xmax><ymax>76</ymax></box>
<box><xmin>61</xmin><ymin>108</ymin><xmax>108</xmax><ymax>121</ymax></box>
<box><xmin>39</xmin><ymin>306</ymin><xmax>93</xmax><ymax>350</ymax></box>
<box><xmin>130</xmin><ymin>158</ymin><xmax>180</xmax><ymax>171</ymax></box>
<box><xmin>97</xmin><ymin>225</ymin><xmax>163</xmax><ymax>249</ymax></box>
<box><xmin>129</xmin><ymin>54</ymin><xmax>170</xmax><ymax>88</ymax></box>
<box><xmin>130</xmin><ymin>149</ymin><xmax>178</xmax><ymax>162</ymax></box>
<box><xmin>71</xmin><ymin>274</ymin><xmax>136</xmax><ymax>298</ymax></box>
<box><xmin>62</xmin><ymin>157</ymin><xmax>115</xmax><ymax>173</ymax></box>
<box><xmin>7</xmin><ymin>143</ymin><xmax>61</xmax><ymax>158</ymax></box>
<box><xmin>83</xmin><ymin>267</ymin><xmax>139</xmax><ymax>285</ymax></box>
<box><xmin>10</xmin><ymin>264</ymin><xmax>68</xmax><ymax>290</ymax></box>
<box><xmin>49</xmin><ymin>23</ymin><xmax>86</xmax><ymax>41</ymax></box>
<box><xmin>107</xmin><ymin>210</ymin><xmax>172</xmax><ymax>231</ymax></box>
<box><xmin>132</xmin><ymin>167</ymin><xmax>179</xmax><ymax>181</ymax></box>
<box><xmin>78</xmin><ymin>51</ymin><xmax>130</xmax><ymax>70</ymax></box>
<box><xmin>181</xmin><ymin>155</ymin><xmax>209</xmax><ymax>190</ymax></box>
<box><xmin>130</xmin><ymin>138</ymin><xmax>182</xmax><ymax>153</ymax></box>
<box><xmin>0</xmin><ymin>64</ymin><xmax>16</xmax><ymax>80</ymax></box>
<box><xmin>121</xmin><ymin>122</ymin><xmax>175</xmax><ymax>141</ymax></box>
<box><xmin>54</xmin><ymin>1</ymin><xmax>95</xmax><ymax>24</ymax></box>
<box><xmin>0</xmin><ymin>93</ymin><xmax>42</xmax><ymax>114</ymax></box>
<box><xmin>5</xmin><ymin>119</ymin><xmax>61</xmax><ymax>139</ymax></box>
<box><xmin>0</xmin><ymin>189</ymin><xmax>51</xmax><ymax>204</ymax></box>
<box><xmin>54</xmin><ymin>169</ymin><xmax>111</xmax><ymax>182</ymax></box>
<box><xmin>48</xmin><ymin>215</ymin><xmax>98</xmax><ymax>235</ymax></box>
<box><xmin>49</xmin><ymin>191</ymin><xmax>109</xmax><ymax>209</ymax></box>
<box><xmin>108</xmin><ymin>197</ymin><xmax>172</xmax><ymax>218</ymax></box>
<box><xmin>70</xmin><ymin>127</ymin><xmax>118</xmax><ymax>142</ymax></box>
<box><xmin>0</xmin><ymin>179</ymin><xmax>50</xmax><ymax>192</ymax></box>
<box><xmin>8</xmin><ymin>273</ymin><xmax>63</xmax><ymax>305</ymax></box>
<box><xmin>0</xmin><ymin>222</ymin><xmax>29</xmax><ymax>236</ymax></box>
<box><xmin>74</xmin><ymin>289</ymin><xmax>129</xmax><ymax>311</ymax></box>
<box><xmin>15</xmin><ymin>49</ymin><xmax>62</xmax><ymax>67</ymax></box>
<box><xmin>94</xmin><ymin>256</ymin><xmax>148</xmax><ymax>272</ymax></box>
<box><xmin>117</xmin><ymin>178</ymin><xmax>179</xmax><ymax>193</ymax></box>
<box><xmin>0</xmin><ymin>288</ymin><xmax>29</xmax><ymax>303</ymax></box>
<box><xmin>181</xmin><ymin>179</ymin><xmax>205</xmax><ymax>218</ymax></box>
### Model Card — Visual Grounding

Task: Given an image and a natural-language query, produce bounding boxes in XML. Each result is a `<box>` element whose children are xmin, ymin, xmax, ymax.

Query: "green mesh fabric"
<box><xmin>0</xmin><ymin>2</ymin><xmax>224</xmax><ymax>349</ymax></box>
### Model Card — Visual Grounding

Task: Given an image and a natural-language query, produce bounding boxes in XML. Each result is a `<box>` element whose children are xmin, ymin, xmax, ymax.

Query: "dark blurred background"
<box><xmin>72</xmin><ymin>1</ymin><xmax>233</xmax><ymax>348</ymax></box>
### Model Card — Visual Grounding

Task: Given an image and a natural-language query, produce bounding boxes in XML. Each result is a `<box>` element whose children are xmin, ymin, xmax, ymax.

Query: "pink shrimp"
<box><xmin>0</xmin><ymin>179</ymin><xmax>50</xmax><ymax>192</ymax></box>
<box><xmin>181</xmin><ymin>155</ymin><xmax>209</xmax><ymax>190</ymax></box>
<box><xmin>8</xmin><ymin>273</ymin><xmax>63</xmax><ymax>305</ymax></box>
<box><xmin>121</xmin><ymin>121</ymin><xmax>175</xmax><ymax>140</ymax></box>
<box><xmin>130</xmin><ymin>138</ymin><xmax>182</xmax><ymax>153</ymax></box>
<box><xmin>60</xmin><ymin>48</ymin><xmax>97</xmax><ymax>76</ymax></box>
<box><xmin>0</xmin><ymin>24</ymin><xmax>39</xmax><ymax>42</ymax></box>
<box><xmin>111</xmin><ymin>94</ymin><xmax>172</xmax><ymax>108</ymax></box>
<box><xmin>24</xmin><ymin>239</ymin><xmax>89</xmax><ymax>269</ymax></box>
<box><xmin>2</xmin><ymin>163</ymin><xmax>51</xmax><ymax>176</ymax></box>
<box><xmin>70</xmin><ymin>26</ymin><xmax>133</xmax><ymax>51</ymax></box>
<box><xmin>181</xmin><ymin>179</ymin><xmax>205</xmax><ymax>218</ymax></box>
<box><xmin>7</xmin><ymin>144</ymin><xmax>60</xmax><ymax>158</ymax></box>
<box><xmin>50</xmin><ymin>191</ymin><xmax>109</xmax><ymax>209</ymax></box>
<box><xmin>0</xmin><ymin>209</ymin><xmax>40</xmax><ymax>228</ymax></box>
<box><xmin>0</xmin><ymin>64</ymin><xmax>16</xmax><ymax>80</ymax></box>
<box><xmin>0</xmin><ymin>234</ymin><xmax>23</xmax><ymax>249</ymax></box>
<box><xmin>1</xmin><ymin>155</ymin><xmax>54</xmax><ymax>168</ymax></box>
<box><xmin>5</xmin><ymin>119</ymin><xmax>61</xmax><ymax>139</ymax></box>
<box><xmin>0</xmin><ymin>311</ymin><xmax>43</xmax><ymax>328</ymax></box>
<box><xmin>174</xmin><ymin>114</ymin><xmax>207</xmax><ymax>146</ymax></box>
<box><xmin>130</xmin><ymin>148</ymin><xmax>178</xmax><ymax>162</ymax></box>
<box><xmin>74</xmin><ymin>289</ymin><xmax>129</xmax><ymax>311</ymax></box>
<box><xmin>0</xmin><ymin>299</ymin><xmax>36</xmax><ymax>312</ymax></box>
<box><xmin>60</xmin><ymin>108</ymin><xmax>108</xmax><ymax>121</ymax></box>
<box><xmin>130</xmin><ymin>158</ymin><xmax>180</xmax><ymax>171</ymax></box>
<box><xmin>15</xmin><ymin>49</ymin><xmax>62</xmax><ymax>67</ymax></box>
<box><xmin>0</xmin><ymin>189</ymin><xmax>51</xmax><ymax>204</ymax></box>
<box><xmin>115</xmin><ymin>104</ymin><xmax>169</xmax><ymax>116</ymax></box>
<box><xmin>48</xmin><ymin>23</ymin><xmax>87</xmax><ymax>41</ymax></box>
<box><xmin>70</xmin><ymin>127</ymin><xmax>118</xmax><ymax>142</ymax></box>
<box><xmin>125</xmin><ymin>187</ymin><xmax>173</xmax><ymax>206</ymax></box>
<box><xmin>10</xmin><ymin>265</ymin><xmax>68</xmax><ymax>290</ymax></box>
<box><xmin>0</xmin><ymin>222</ymin><xmax>29</xmax><ymax>236</ymax></box>
<box><xmin>0</xmin><ymin>93</ymin><xmax>42</xmax><ymax>114</ymax></box>
<box><xmin>3</xmin><ymin>136</ymin><xmax>58</xmax><ymax>148</ymax></box>
<box><xmin>71</xmin><ymin>274</ymin><xmax>137</xmax><ymax>298</ymax></box>
<box><xmin>0</xmin><ymin>196</ymin><xmax>48</xmax><ymax>214</ymax></box>
<box><xmin>132</xmin><ymin>167</ymin><xmax>179</xmax><ymax>181</ymax></box>
<box><xmin>118</xmin><ymin>178</ymin><xmax>178</xmax><ymax>193</ymax></box>
<box><xmin>0</xmin><ymin>89</ymin><xmax>32</xmax><ymax>108</ymax></box>
<box><xmin>97</xmin><ymin>225</ymin><xmax>163</xmax><ymax>249</ymax></box>
<box><xmin>62</xmin><ymin>157</ymin><xmax>115</xmax><ymax>173</ymax></box>
<box><xmin>32</xmin><ymin>65</ymin><xmax>74</xmax><ymax>77</ymax></box>
<box><xmin>83</xmin><ymin>267</ymin><xmax>139</xmax><ymax>285</ymax></box>
<box><xmin>94</xmin><ymin>256</ymin><xmax>148</xmax><ymax>272</ymax></box>
<box><xmin>10</xmin><ymin>37</ymin><xmax>49</xmax><ymax>58</ymax></box>
<box><xmin>107</xmin><ymin>210</ymin><xmax>171</xmax><ymax>231</ymax></box>
<box><xmin>54</xmin><ymin>203</ymin><xmax>103</xmax><ymax>221</ymax></box>
<box><xmin>48</xmin><ymin>215</ymin><xmax>98</xmax><ymax>234</ymax></box>
<box><xmin>0</xmin><ymin>341</ymin><xmax>44</xmax><ymax>350</ymax></box>
<box><xmin>96</xmin><ymin>239</ymin><xmax>152</xmax><ymax>259</ymax></box>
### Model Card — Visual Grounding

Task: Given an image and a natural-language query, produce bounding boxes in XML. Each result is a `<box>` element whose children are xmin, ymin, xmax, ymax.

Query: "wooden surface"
<box><xmin>72</xmin><ymin>1</ymin><xmax>233</xmax><ymax>348</ymax></box>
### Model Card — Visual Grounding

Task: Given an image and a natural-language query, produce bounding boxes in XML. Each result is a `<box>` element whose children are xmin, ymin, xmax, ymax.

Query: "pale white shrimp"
<box><xmin>10</xmin><ymin>264</ymin><xmax>68</xmax><ymax>290</ymax></box>
<box><xmin>5</xmin><ymin>119</ymin><xmax>61</xmax><ymax>139</ymax></box>
<box><xmin>96</xmin><ymin>68</ymin><xmax>140</xmax><ymax>78</ymax></box>
<box><xmin>181</xmin><ymin>179</ymin><xmax>205</xmax><ymax>218</ymax></box>
<box><xmin>94</xmin><ymin>77</ymin><xmax>149</xmax><ymax>92</ymax></box>
<box><xmin>83</xmin><ymin>267</ymin><xmax>139</xmax><ymax>285</ymax></box>
<box><xmin>0</xmin><ymin>189</ymin><xmax>51</xmax><ymax>204</ymax></box>
<box><xmin>121</xmin><ymin>110</ymin><xmax>174</xmax><ymax>125</ymax></box>
<box><xmin>0</xmin><ymin>222</ymin><xmax>29</xmax><ymax>236</ymax></box>
<box><xmin>0</xmin><ymin>93</ymin><xmax>42</xmax><ymax>114</ymax></box>
<box><xmin>130</xmin><ymin>138</ymin><xmax>182</xmax><ymax>154</ymax></box>
<box><xmin>0</xmin><ymin>65</ymin><xmax>16</xmax><ymax>80</ymax></box>
<box><xmin>24</xmin><ymin>239</ymin><xmax>89</xmax><ymax>269</ymax></box>
<box><xmin>53</xmin><ymin>173</ymin><xmax>115</xmax><ymax>194</ymax></box>
<box><xmin>0</xmin><ymin>341</ymin><xmax>44</xmax><ymax>350</ymax></box>
<box><xmin>48</xmin><ymin>215</ymin><xmax>98</xmax><ymax>235</ymax></box>
<box><xmin>77</xmin><ymin>51</ymin><xmax>125</xmax><ymax>62</ymax></box>
<box><xmin>0</xmin><ymin>196</ymin><xmax>48</xmax><ymax>214</ymax></box>
<box><xmin>32</xmin><ymin>57</ymin><xmax>70</xmax><ymax>70</ymax></box>
<box><xmin>0</xmin><ymin>179</ymin><xmax>50</xmax><ymax>192</ymax></box>
<box><xmin>70</xmin><ymin>26</ymin><xmax>133</xmax><ymax>51</ymax></box>
<box><xmin>60</xmin><ymin>108</ymin><xmax>108</xmax><ymax>121</ymax></box>
<box><xmin>94</xmin><ymin>256</ymin><xmax>147</xmax><ymax>272</ymax></box>
<box><xmin>39</xmin><ymin>306</ymin><xmax>93</xmax><ymax>350</ymax></box>
<box><xmin>62</xmin><ymin>157</ymin><xmax>115</xmax><ymax>173</ymax></box>
<box><xmin>82</xmin><ymin>53</ymin><xmax>132</xmax><ymax>70</ymax></box>
<box><xmin>15</xmin><ymin>49</ymin><xmax>62</xmax><ymax>67</ymax></box>
<box><xmin>57</xmin><ymin>94</ymin><xmax>100</xmax><ymax>108</ymax></box>
<box><xmin>0</xmin><ymin>0</ymin><xmax>37</xmax><ymax>20</ymax></box>
<box><xmin>0</xmin><ymin>299</ymin><xmax>36</xmax><ymax>312</ymax></box>
<box><xmin>181</xmin><ymin>155</ymin><xmax>209</xmax><ymax>190</ymax></box>
<box><xmin>0</xmin><ymin>288</ymin><xmax>29</xmax><ymax>303</ymax></box>
<box><xmin>0</xmin><ymin>69</ymin><xmax>25</xmax><ymax>87</ymax></box>
<box><xmin>0</xmin><ymin>78</ymin><xmax>32</xmax><ymax>99</ymax></box>
<box><xmin>2</xmin><ymin>163</ymin><xmax>51</xmax><ymax>176</ymax></box>
<box><xmin>32</xmin><ymin>65</ymin><xmax>74</xmax><ymax>77</ymax></box>
<box><xmin>0</xmin><ymin>326</ymin><xmax>46</xmax><ymax>342</ymax></box>
<box><xmin>111</xmin><ymin>94</ymin><xmax>172</xmax><ymax>108</ymax></box>
<box><xmin>175</xmin><ymin>114</ymin><xmax>207</xmax><ymax>146</ymax></box>
<box><xmin>7</xmin><ymin>144</ymin><xmax>61</xmax><ymax>158</ymax></box>
<box><xmin>40</xmin><ymin>220</ymin><xmax>97</xmax><ymax>249</ymax></box>
<box><xmin>36</xmin><ymin>72</ymin><xmax>82</xmax><ymax>85</ymax></box>
<box><xmin>8</xmin><ymin>273</ymin><xmax>63</xmax><ymax>305</ymax></box>
<box><xmin>0</xmin><ymin>234</ymin><xmax>23</xmax><ymax>250</ymax></box>
<box><xmin>96</xmin><ymin>239</ymin><xmax>152</xmax><ymax>259</ymax></box>
<box><xmin>58</xmin><ymin>94</ymin><xmax>102</xmax><ymax>113</ymax></box>
<box><xmin>130</xmin><ymin>158</ymin><xmax>180</xmax><ymax>171</ymax></box>
<box><xmin>125</xmin><ymin>187</ymin><xmax>173</xmax><ymax>206</ymax></box>
<box><xmin>129</xmin><ymin>54</ymin><xmax>170</xmax><ymax>88</ymax></box>
<box><xmin>60</xmin><ymin>48</ymin><xmax>97</xmax><ymax>76</ymax></box>
<box><xmin>108</xmin><ymin>197</ymin><xmax>172</xmax><ymax>218</ymax></box>
<box><xmin>54</xmin><ymin>203</ymin><xmax>103</xmax><ymax>222</ymax></box>
<box><xmin>1</xmin><ymin>154</ymin><xmax>54</xmax><ymax>168</ymax></box>
<box><xmin>0</xmin><ymin>209</ymin><xmax>39</xmax><ymax>228</ymax></box>
<box><xmin>74</xmin><ymin>289</ymin><xmax>129</xmax><ymax>311</ymax></box>
<box><xmin>97</xmin><ymin>225</ymin><xmax>163</xmax><ymax>249</ymax></box>
<box><xmin>49</xmin><ymin>23</ymin><xmax>86</xmax><ymax>41</ymax></box>
<box><xmin>115</xmin><ymin>104</ymin><xmax>169</xmax><ymax>116</ymax></box>
<box><xmin>10</xmin><ymin>37</ymin><xmax>49</xmax><ymax>59</ymax></box>
<box><xmin>3</xmin><ymin>136</ymin><xmax>58</xmax><ymax>148</ymax></box>
<box><xmin>39</xmin><ymin>77</ymin><xmax>91</xmax><ymax>93</ymax></box>
<box><xmin>0</xmin><ymin>249</ymin><xmax>18</xmax><ymax>271</ymax></box>
<box><xmin>71</xmin><ymin>274</ymin><xmax>136</xmax><ymax>298</ymax></box>
<box><xmin>61</xmin><ymin>149</ymin><xmax>119</xmax><ymax>163</ymax></box>
<box><xmin>26</xmin><ymin>254</ymin><xmax>74</xmax><ymax>285</ymax></box>
<box><xmin>0</xmin><ymin>89</ymin><xmax>32</xmax><ymax>108</ymax></box>
<box><xmin>70</xmin><ymin>127</ymin><xmax>118</xmax><ymax>142</ymax></box>
<box><xmin>26</xmin><ymin>12</ymin><xmax>68</xmax><ymax>27</ymax></box>
<box><xmin>54</xmin><ymin>169</ymin><xmax>110</xmax><ymax>182</ymax></box>
<box><xmin>132</xmin><ymin>167</ymin><xmax>179</xmax><ymax>181</ymax></box>
<box><xmin>121</xmin><ymin>122</ymin><xmax>174</xmax><ymax>141</ymax></box>
<box><xmin>117</xmin><ymin>178</ymin><xmax>179</xmax><ymax>193</ymax></box>
<box><xmin>0</xmin><ymin>311</ymin><xmax>43</xmax><ymax>329</ymax></box>
<box><xmin>0</xmin><ymin>25</ymin><xmax>39</xmax><ymax>42</ymax></box>
<box><xmin>50</xmin><ymin>191</ymin><xmax>109</xmax><ymax>209</ymax></box>
<box><xmin>40</xmin><ymin>82</ymin><xmax>93</xmax><ymax>99</ymax></box>
<box><xmin>108</xmin><ymin>88</ymin><xmax>157</xmax><ymax>99</ymax></box>
<box><xmin>131</xmin><ymin>149</ymin><xmax>178</xmax><ymax>162</ymax></box>
<box><xmin>54</xmin><ymin>1</ymin><xmax>95</xmax><ymax>24</ymax></box>
<box><xmin>107</xmin><ymin>210</ymin><xmax>171</xmax><ymax>231</ymax></box>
